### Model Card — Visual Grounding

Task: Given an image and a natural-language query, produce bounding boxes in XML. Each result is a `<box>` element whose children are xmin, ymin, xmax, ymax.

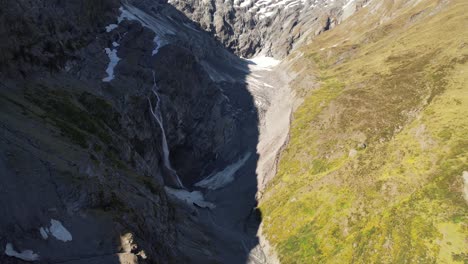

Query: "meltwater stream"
<box><xmin>149</xmin><ymin>71</ymin><xmax>184</xmax><ymax>189</ymax></box>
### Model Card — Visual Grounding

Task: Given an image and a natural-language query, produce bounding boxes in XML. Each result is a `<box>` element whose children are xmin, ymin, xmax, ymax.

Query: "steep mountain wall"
<box><xmin>0</xmin><ymin>0</ymin><xmax>259</xmax><ymax>263</ymax></box>
<box><xmin>168</xmin><ymin>0</ymin><xmax>369</xmax><ymax>58</ymax></box>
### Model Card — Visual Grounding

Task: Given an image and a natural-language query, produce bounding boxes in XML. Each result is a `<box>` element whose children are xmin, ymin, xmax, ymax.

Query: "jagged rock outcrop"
<box><xmin>168</xmin><ymin>0</ymin><xmax>367</xmax><ymax>58</ymax></box>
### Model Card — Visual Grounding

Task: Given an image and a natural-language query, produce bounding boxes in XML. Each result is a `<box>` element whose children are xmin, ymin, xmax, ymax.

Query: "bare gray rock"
<box><xmin>168</xmin><ymin>0</ymin><xmax>366</xmax><ymax>58</ymax></box>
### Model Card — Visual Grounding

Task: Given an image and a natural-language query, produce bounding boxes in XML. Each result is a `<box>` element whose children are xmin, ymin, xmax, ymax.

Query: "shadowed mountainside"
<box><xmin>0</xmin><ymin>0</ymin><xmax>266</xmax><ymax>263</ymax></box>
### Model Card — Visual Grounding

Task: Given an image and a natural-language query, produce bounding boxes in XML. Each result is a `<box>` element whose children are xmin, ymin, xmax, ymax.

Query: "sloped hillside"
<box><xmin>260</xmin><ymin>0</ymin><xmax>468</xmax><ymax>262</ymax></box>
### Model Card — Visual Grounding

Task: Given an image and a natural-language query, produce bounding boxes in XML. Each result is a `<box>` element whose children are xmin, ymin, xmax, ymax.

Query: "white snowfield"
<box><xmin>195</xmin><ymin>152</ymin><xmax>252</xmax><ymax>190</ymax></box>
<box><xmin>232</xmin><ymin>0</ymin><xmax>356</xmax><ymax>20</ymax></box>
<box><xmin>102</xmin><ymin>47</ymin><xmax>121</xmax><ymax>82</ymax></box>
<box><xmin>165</xmin><ymin>187</ymin><xmax>216</xmax><ymax>209</ymax></box>
<box><xmin>247</xmin><ymin>55</ymin><xmax>281</xmax><ymax>69</ymax></box>
<box><xmin>4</xmin><ymin>243</ymin><xmax>40</xmax><ymax>261</ymax></box>
<box><xmin>39</xmin><ymin>219</ymin><xmax>73</xmax><ymax>242</ymax></box>
<box><xmin>234</xmin><ymin>0</ymin><xmax>309</xmax><ymax>19</ymax></box>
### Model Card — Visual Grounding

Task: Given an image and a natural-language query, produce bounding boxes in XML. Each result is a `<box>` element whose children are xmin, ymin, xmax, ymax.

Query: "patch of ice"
<box><xmin>195</xmin><ymin>152</ymin><xmax>251</xmax><ymax>190</ymax></box>
<box><xmin>102</xmin><ymin>47</ymin><xmax>121</xmax><ymax>82</ymax></box>
<box><xmin>5</xmin><ymin>243</ymin><xmax>39</xmax><ymax>261</ymax></box>
<box><xmin>112</xmin><ymin>42</ymin><xmax>120</xmax><ymax>48</ymax></box>
<box><xmin>165</xmin><ymin>187</ymin><xmax>215</xmax><ymax>209</ymax></box>
<box><xmin>48</xmin><ymin>219</ymin><xmax>73</xmax><ymax>242</ymax></box>
<box><xmin>105</xmin><ymin>24</ymin><xmax>118</xmax><ymax>32</ymax></box>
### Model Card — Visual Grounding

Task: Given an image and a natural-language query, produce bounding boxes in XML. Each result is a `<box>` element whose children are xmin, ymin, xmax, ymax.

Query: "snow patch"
<box><xmin>152</xmin><ymin>35</ymin><xmax>167</xmax><ymax>56</ymax></box>
<box><xmin>105</xmin><ymin>24</ymin><xmax>118</xmax><ymax>32</ymax></box>
<box><xmin>39</xmin><ymin>219</ymin><xmax>73</xmax><ymax>242</ymax></box>
<box><xmin>195</xmin><ymin>152</ymin><xmax>251</xmax><ymax>190</ymax></box>
<box><xmin>102</xmin><ymin>47</ymin><xmax>121</xmax><ymax>82</ymax></box>
<box><xmin>4</xmin><ymin>243</ymin><xmax>39</xmax><ymax>261</ymax></box>
<box><xmin>247</xmin><ymin>56</ymin><xmax>280</xmax><ymax>69</ymax></box>
<box><xmin>165</xmin><ymin>187</ymin><xmax>215</xmax><ymax>209</ymax></box>
<box><xmin>49</xmin><ymin>219</ymin><xmax>73</xmax><ymax>242</ymax></box>
<box><xmin>236</xmin><ymin>0</ymin><xmax>307</xmax><ymax>19</ymax></box>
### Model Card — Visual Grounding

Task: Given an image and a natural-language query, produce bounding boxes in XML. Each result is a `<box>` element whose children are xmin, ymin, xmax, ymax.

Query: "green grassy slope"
<box><xmin>260</xmin><ymin>0</ymin><xmax>468</xmax><ymax>262</ymax></box>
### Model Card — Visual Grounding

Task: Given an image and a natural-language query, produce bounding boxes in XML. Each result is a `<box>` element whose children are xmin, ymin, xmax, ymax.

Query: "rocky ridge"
<box><xmin>168</xmin><ymin>0</ymin><xmax>368</xmax><ymax>58</ymax></box>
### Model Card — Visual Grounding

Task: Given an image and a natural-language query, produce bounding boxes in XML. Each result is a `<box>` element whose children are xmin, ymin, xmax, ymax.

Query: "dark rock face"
<box><xmin>0</xmin><ymin>0</ymin><xmax>256</xmax><ymax>263</ymax></box>
<box><xmin>168</xmin><ymin>0</ymin><xmax>356</xmax><ymax>58</ymax></box>
<box><xmin>0</xmin><ymin>76</ymin><xmax>177</xmax><ymax>263</ymax></box>
<box><xmin>0</xmin><ymin>0</ymin><xmax>120</xmax><ymax>75</ymax></box>
<box><xmin>154</xmin><ymin>46</ymin><xmax>235</xmax><ymax>185</ymax></box>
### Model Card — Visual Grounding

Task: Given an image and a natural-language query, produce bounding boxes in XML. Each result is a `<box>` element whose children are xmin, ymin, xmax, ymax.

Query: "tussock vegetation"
<box><xmin>260</xmin><ymin>0</ymin><xmax>468</xmax><ymax>262</ymax></box>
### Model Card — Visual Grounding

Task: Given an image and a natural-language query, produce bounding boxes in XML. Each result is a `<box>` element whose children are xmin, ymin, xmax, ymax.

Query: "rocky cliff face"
<box><xmin>0</xmin><ymin>0</ymin><xmax>259</xmax><ymax>263</ymax></box>
<box><xmin>168</xmin><ymin>0</ymin><xmax>367</xmax><ymax>58</ymax></box>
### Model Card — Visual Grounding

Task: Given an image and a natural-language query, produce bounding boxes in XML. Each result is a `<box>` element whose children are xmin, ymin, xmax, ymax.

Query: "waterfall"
<box><xmin>148</xmin><ymin>71</ymin><xmax>184</xmax><ymax>189</ymax></box>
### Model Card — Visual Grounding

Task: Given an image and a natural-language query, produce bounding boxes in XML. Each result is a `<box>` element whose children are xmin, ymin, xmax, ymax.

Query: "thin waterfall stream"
<box><xmin>149</xmin><ymin>70</ymin><xmax>184</xmax><ymax>189</ymax></box>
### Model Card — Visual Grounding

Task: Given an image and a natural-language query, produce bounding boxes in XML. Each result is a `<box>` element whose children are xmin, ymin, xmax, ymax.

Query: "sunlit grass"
<box><xmin>260</xmin><ymin>0</ymin><xmax>468</xmax><ymax>262</ymax></box>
